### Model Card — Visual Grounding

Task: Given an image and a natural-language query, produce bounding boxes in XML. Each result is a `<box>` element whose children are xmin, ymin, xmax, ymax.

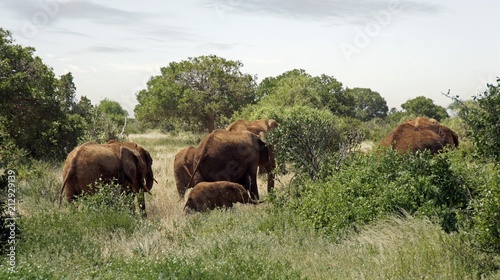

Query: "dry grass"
<box><xmin>11</xmin><ymin>131</ymin><xmax>496</xmax><ymax>279</ymax></box>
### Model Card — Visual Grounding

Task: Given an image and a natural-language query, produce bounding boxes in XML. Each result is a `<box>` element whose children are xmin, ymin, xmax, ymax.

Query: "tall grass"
<box><xmin>2</xmin><ymin>131</ymin><xmax>498</xmax><ymax>279</ymax></box>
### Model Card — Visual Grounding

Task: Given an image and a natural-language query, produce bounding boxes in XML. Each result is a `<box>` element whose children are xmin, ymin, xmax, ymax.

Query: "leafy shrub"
<box><xmin>454</xmin><ymin>78</ymin><xmax>500</xmax><ymax>162</ymax></box>
<box><xmin>276</xmin><ymin>149</ymin><xmax>474</xmax><ymax>238</ymax></box>
<box><xmin>74</xmin><ymin>182</ymin><xmax>137</xmax><ymax>217</ymax></box>
<box><xmin>470</xmin><ymin>169</ymin><xmax>500</xmax><ymax>253</ymax></box>
<box><xmin>267</xmin><ymin>106</ymin><xmax>364</xmax><ymax>180</ymax></box>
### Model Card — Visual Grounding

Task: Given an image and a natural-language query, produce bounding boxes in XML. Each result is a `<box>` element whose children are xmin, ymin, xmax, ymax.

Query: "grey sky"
<box><xmin>1</xmin><ymin>0</ymin><xmax>498</xmax><ymax>116</ymax></box>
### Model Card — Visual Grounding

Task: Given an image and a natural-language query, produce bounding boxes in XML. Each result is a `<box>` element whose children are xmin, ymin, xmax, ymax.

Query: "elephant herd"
<box><xmin>59</xmin><ymin>119</ymin><xmax>280</xmax><ymax>214</ymax></box>
<box><xmin>59</xmin><ymin>117</ymin><xmax>458</xmax><ymax>215</ymax></box>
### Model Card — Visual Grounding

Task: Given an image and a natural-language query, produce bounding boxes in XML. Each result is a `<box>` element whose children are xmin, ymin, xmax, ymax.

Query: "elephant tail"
<box><xmin>59</xmin><ymin>155</ymin><xmax>78</xmax><ymax>208</ymax></box>
<box><xmin>186</xmin><ymin>133</ymin><xmax>213</xmax><ymax>188</ymax></box>
<box><xmin>59</xmin><ymin>171</ymin><xmax>72</xmax><ymax>208</ymax></box>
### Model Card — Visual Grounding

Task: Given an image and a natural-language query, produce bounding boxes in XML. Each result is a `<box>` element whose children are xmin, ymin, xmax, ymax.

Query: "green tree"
<box><xmin>401</xmin><ymin>96</ymin><xmax>449</xmax><ymax>121</ymax></box>
<box><xmin>98</xmin><ymin>98</ymin><xmax>128</xmax><ymax>126</ymax></box>
<box><xmin>346</xmin><ymin>87</ymin><xmax>388</xmax><ymax>121</ymax></box>
<box><xmin>0</xmin><ymin>28</ymin><xmax>86</xmax><ymax>160</ymax></box>
<box><xmin>241</xmin><ymin>69</ymin><xmax>355</xmax><ymax>119</ymax></box>
<box><xmin>135</xmin><ymin>55</ymin><xmax>256</xmax><ymax>132</ymax></box>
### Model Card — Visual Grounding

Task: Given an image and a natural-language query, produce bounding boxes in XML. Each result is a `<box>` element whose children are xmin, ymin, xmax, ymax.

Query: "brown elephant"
<box><xmin>227</xmin><ymin>118</ymin><xmax>279</xmax><ymax>182</ymax></box>
<box><xmin>59</xmin><ymin>141</ymin><xmax>155</xmax><ymax>215</ymax></box>
<box><xmin>107</xmin><ymin>140</ymin><xmax>156</xmax><ymax>192</ymax></box>
<box><xmin>173</xmin><ymin>146</ymin><xmax>197</xmax><ymax>199</ymax></box>
<box><xmin>188</xmin><ymin>130</ymin><xmax>274</xmax><ymax>200</ymax></box>
<box><xmin>227</xmin><ymin>119</ymin><xmax>280</xmax><ymax>140</ymax></box>
<box><xmin>381</xmin><ymin>117</ymin><xmax>459</xmax><ymax>154</ymax></box>
<box><xmin>184</xmin><ymin>181</ymin><xmax>261</xmax><ymax>212</ymax></box>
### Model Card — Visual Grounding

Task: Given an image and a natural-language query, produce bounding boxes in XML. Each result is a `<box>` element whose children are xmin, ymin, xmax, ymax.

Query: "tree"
<box><xmin>98</xmin><ymin>98</ymin><xmax>128</xmax><ymax>126</ymax></box>
<box><xmin>401</xmin><ymin>96</ymin><xmax>449</xmax><ymax>121</ymax></box>
<box><xmin>345</xmin><ymin>87</ymin><xmax>388</xmax><ymax>121</ymax></box>
<box><xmin>135</xmin><ymin>55</ymin><xmax>256</xmax><ymax>132</ymax></box>
<box><xmin>240</xmin><ymin>69</ymin><xmax>356</xmax><ymax>119</ymax></box>
<box><xmin>0</xmin><ymin>28</ymin><xmax>86</xmax><ymax>160</ymax></box>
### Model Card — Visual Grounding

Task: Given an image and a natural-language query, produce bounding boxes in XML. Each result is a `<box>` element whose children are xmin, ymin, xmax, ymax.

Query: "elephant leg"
<box><xmin>245</xmin><ymin>174</ymin><xmax>259</xmax><ymax>200</ymax></box>
<box><xmin>220</xmin><ymin>197</ymin><xmax>234</xmax><ymax>208</ymax></box>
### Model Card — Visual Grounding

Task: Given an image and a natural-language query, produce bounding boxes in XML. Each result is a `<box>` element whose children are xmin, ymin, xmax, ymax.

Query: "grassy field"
<box><xmin>2</xmin><ymin>132</ymin><xmax>499</xmax><ymax>279</ymax></box>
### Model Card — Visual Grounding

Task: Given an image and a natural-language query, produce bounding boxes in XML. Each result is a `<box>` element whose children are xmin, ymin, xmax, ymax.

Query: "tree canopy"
<box><xmin>0</xmin><ymin>29</ymin><xmax>84</xmax><ymax>160</ymax></box>
<box><xmin>401</xmin><ymin>96</ymin><xmax>449</xmax><ymax>121</ymax></box>
<box><xmin>135</xmin><ymin>55</ymin><xmax>257</xmax><ymax>132</ymax></box>
<box><xmin>0</xmin><ymin>28</ymin><xmax>128</xmax><ymax>162</ymax></box>
<box><xmin>346</xmin><ymin>87</ymin><xmax>388</xmax><ymax>121</ymax></box>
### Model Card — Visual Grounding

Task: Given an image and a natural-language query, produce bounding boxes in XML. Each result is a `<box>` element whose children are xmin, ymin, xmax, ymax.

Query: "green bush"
<box><xmin>455</xmin><ymin>78</ymin><xmax>500</xmax><ymax>162</ymax></box>
<box><xmin>471</xmin><ymin>168</ymin><xmax>500</xmax><ymax>253</ymax></box>
<box><xmin>267</xmin><ymin>106</ymin><xmax>364</xmax><ymax>180</ymax></box>
<box><xmin>74</xmin><ymin>182</ymin><xmax>137</xmax><ymax>218</ymax></box>
<box><xmin>276</xmin><ymin>149</ymin><xmax>474</xmax><ymax>238</ymax></box>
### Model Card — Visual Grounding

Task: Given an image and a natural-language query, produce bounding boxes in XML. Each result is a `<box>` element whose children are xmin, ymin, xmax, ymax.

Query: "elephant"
<box><xmin>107</xmin><ymin>140</ymin><xmax>156</xmax><ymax>192</ymax></box>
<box><xmin>381</xmin><ymin>117</ymin><xmax>459</xmax><ymax>154</ymax></box>
<box><xmin>187</xmin><ymin>129</ymin><xmax>274</xmax><ymax>200</ymax></box>
<box><xmin>406</xmin><ymin>116</ymin><xmax>439</xmax><ymax>127</ymax></box>
<box><xmin>173</xmin><ymin>146</ymin><xmax>197</xmax><ymax>199</ymax></box>
<box><xmin>184</xmin><ymin>181</ymin><xmax>261</xmax><ymax>212</ymax></box>
<box><xmin>227</xmin><ymin>118</ymin><xmax>279</xmax><ymax>179</ymax></box>
<box><xmin>59</xmin><ymin>141</ymin><xmax>155</xmax><ymax>215</ymax></box>
<box><xmin>227</xmin><ymin>119</ymin><xmax>280</xmax><ymax>140</ymax></box>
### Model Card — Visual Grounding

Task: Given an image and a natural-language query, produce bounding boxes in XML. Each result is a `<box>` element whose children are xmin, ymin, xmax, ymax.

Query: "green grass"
<box><xmin>2</xmin><ymin>132</ymin><xmax>499</xmax><ymax>279</ymax></box>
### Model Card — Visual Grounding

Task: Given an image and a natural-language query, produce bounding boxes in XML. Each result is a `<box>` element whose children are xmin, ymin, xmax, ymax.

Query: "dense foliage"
<box><xmin>401</xmin><ymin>96</ymin><xmax>449</xmax><ymax>121</ymax></box>
<box><xmin>0</xmin><ymin>29</ymin><xmax>84</xmax><ymax>161</ymax></box>
<box><xmin>0</xmin><ymin>29</ymin><xmax>127</xmax><ymax>163</ymax></box>
<box><xmin>135</xmin><ymin>55</ymin><xmax>257</xmax><ymax>132</ymax></box>
<box><xmin>275</xmin><ymin>149</ymin><xmax>474</xmax><ymax>237</ymax></box>
<box><xmin>267</xmin><ymin>106</ymin><xmax>364</xmax><ymax>180</ymax></box>
<box><xmin>455</xmin><ymin>79</ymin><xmax>500</xmax><ymax>162</ymax></box>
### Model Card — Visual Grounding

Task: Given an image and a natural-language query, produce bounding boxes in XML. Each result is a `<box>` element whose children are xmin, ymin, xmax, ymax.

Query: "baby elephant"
<box><xmin>184</xmin><ymin>181</ymin><xmax>261</xmax><ymax>212</ymax></box>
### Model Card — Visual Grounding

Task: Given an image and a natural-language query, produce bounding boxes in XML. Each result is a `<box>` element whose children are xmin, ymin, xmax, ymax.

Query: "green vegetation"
<box><xmin>135</xmin><ymin>55</ymin><xmax>257</xmax><ymax>132</ymax></box>
<box><xmin>1</xmin><ymin>28</ymin><xmax>500</xmax><ymax>278</ymax></box>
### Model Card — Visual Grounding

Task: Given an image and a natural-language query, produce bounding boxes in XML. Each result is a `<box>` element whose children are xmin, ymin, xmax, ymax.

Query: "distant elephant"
<box><xmin>405</xmin><ymin>116</ymin><xmax>439</xmax><ymax>127</ymax></box>
<box><xmin>59</xmin><ymin>141</ymin><xmax>155</xmax><ymax>215</ymax></box>
<box><xmin>184</xmin><ymin>181</ymin><xmax>261</xmax><ymax>212</ymax></box>
<box><xmin>188</xmin><ymin>130</ymin><xmax>274</xmax><ymax>200</ymax></box>
<box><xmin>381</xmin><ymin>117</ymin><xmax>459</xmax><ymax>154</ymax></box>
<box><xmin>173</xmin><ymin>146</ymin><xmax>197</xmax><ymax>199</ymax></box>
<box><xmin>226</xmin><ymin>119</ymin><xmax>280</xmax><ymax>139</ymax></box>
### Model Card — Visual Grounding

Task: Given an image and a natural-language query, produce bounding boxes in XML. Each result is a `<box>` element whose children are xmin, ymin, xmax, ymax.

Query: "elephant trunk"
<box><xmin>144</xmin><ymin>172</ymin><xmax>154</xmax><ymax>192</ymax></box>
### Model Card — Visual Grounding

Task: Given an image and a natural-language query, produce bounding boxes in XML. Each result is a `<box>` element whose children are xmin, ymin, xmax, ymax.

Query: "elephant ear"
<box><xmin>268</xmin><ymin>119</ymin><xmax>279</xmax><ymax>130</ymax></box>
<box><xmin>120</xmin><ymin>146</ymin><xmax>144</xmax><ymax>193</ymax></box>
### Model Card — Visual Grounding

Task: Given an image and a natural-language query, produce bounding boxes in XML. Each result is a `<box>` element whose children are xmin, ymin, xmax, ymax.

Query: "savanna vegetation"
<box><xmin>1</xmin><ymin>28</ymin><xmax>500</xmax><ymax>279</ymax></box>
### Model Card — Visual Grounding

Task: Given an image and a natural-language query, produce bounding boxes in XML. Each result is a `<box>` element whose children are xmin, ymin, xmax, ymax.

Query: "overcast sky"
<box><xmin>1</xmin><ymin>0</ymin><xmax>499</xmax><ymax>116</ymax></box>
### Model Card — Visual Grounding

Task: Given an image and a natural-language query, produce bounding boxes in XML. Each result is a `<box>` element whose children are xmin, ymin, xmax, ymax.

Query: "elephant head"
<box><xmin>107</xmin><ymin>140</ymin><xmax>155</xmax><ymax>192</ymax></box>
<box><xmin>119</xmin><ymin>146</ymin><xmax>147</xmax><ymax>194</ymax></box>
